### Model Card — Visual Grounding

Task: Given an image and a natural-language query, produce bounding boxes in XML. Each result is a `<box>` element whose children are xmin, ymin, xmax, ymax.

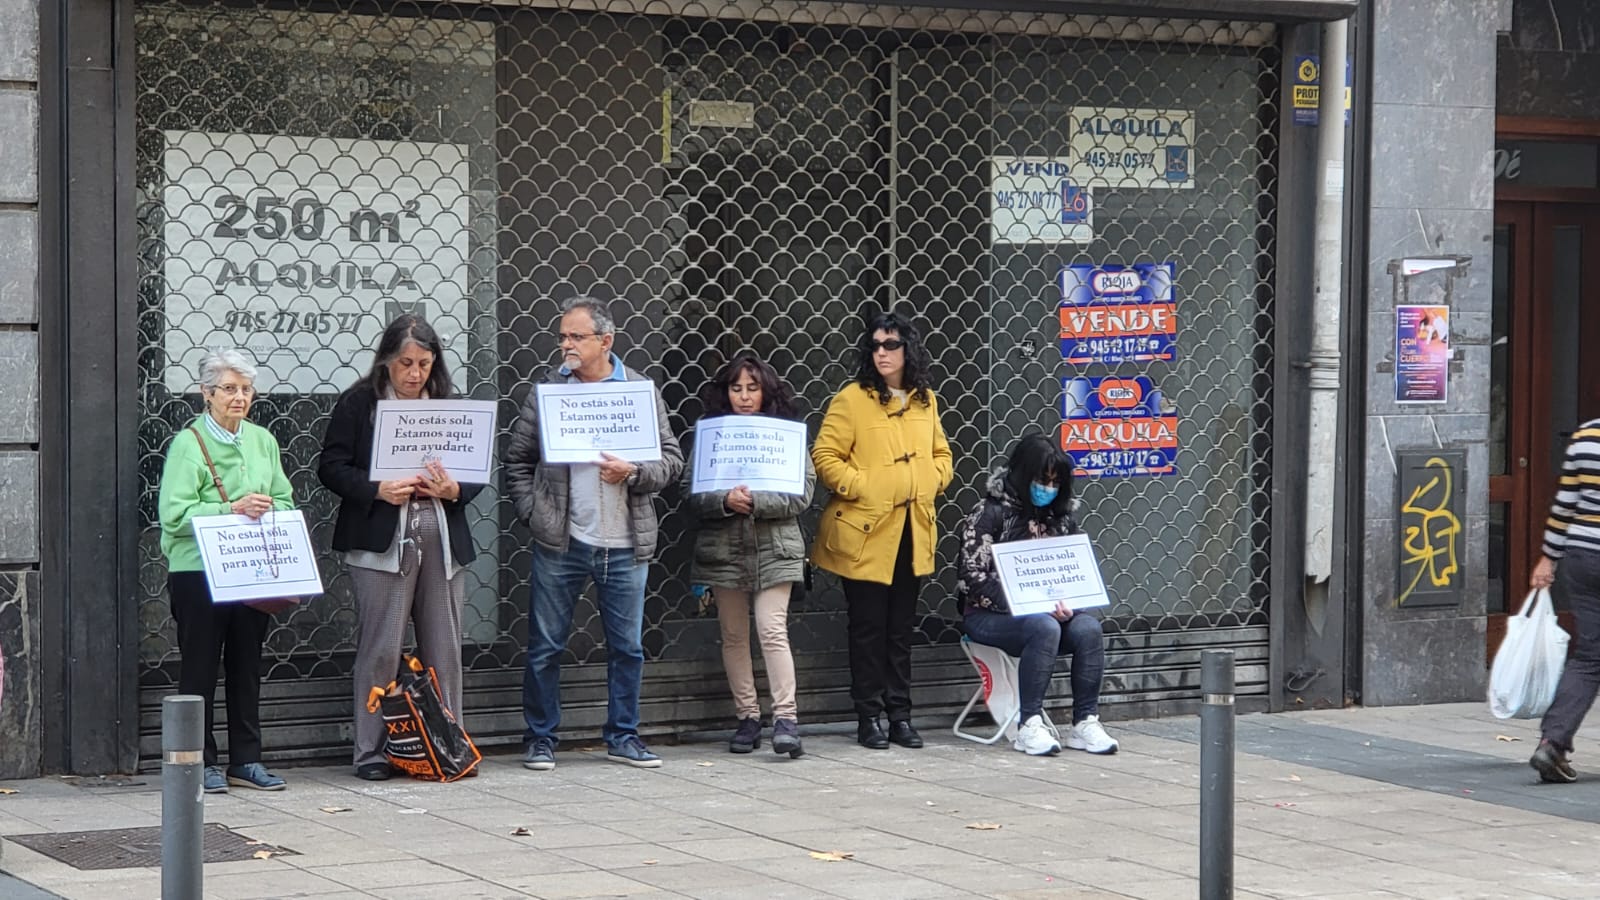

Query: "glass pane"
<box><xmin>1488</xmin><ymin>501</ymin><xmax>1508</xmax><ymax>615</ymax></box>
<box><xmin>1496</xmin><ymin>140</ymin><xmax>1600</xmax><ymax>188</ymax></box>
<box><xmin>1491</xmin><ymin>224</ymin><xmax>1510</xmax><ymax>476</ymax></box>
<box><xmin>1551</xmin><ymin>226</ymin><xmax>1583</xmax><ymax>473</ymax></box>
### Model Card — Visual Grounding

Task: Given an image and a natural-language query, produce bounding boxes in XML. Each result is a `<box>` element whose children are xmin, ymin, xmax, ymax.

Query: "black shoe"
<box><xmin>772</xmin><ymin>718</ymin><xmax>803</xmax><ymax>758</ymax></box>
<box><xmin>888</xmin><ymin>720</ymin><xmax>924</xmax><ymax>749</ymax></box>
<box><xmin>1531</xmin><ymin>739</ymin><xmax>1578</xmax><ymax>784</ymax></box>
<box><xmin>355</xmin><ymin>762</ymin><xmax>393</xmax><ymax>781</ymax></box>
<box><xmin>857</xmin><ymin>717</ymin><xmax>889</xmax><ymax>750</ymax></box>
<box><xmin>729</xmin><ymin>717</ymin><xmax>761</xmax><ymax>754</ymax></box>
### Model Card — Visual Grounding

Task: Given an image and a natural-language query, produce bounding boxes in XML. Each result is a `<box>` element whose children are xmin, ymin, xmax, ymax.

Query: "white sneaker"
<box><xmin>1012</xmin><ymin>714</ymin><xmax>1061</xmax><ymax>756</ymax></box>
<box><xmin>1065</xmin><ymin>715</ymin><xmax>1119</xmax><ymax>755</ymax></box>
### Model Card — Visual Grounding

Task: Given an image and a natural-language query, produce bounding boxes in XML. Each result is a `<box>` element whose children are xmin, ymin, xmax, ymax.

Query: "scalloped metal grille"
<box><xmin>133</xmin><ymin>0</ymin><xmax>1278</xmax><ymax>751</ymax></box>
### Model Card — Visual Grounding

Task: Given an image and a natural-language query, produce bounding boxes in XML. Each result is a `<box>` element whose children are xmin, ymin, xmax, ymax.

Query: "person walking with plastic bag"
<box><xmin>1527</xmin><ymin>420</ymin><xmax>1600</xmax><ymax>783</ymax></box>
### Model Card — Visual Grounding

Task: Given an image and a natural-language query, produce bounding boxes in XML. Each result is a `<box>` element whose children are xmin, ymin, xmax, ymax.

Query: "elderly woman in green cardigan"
<box><xmin>158</xmin><ymin>349</ymin><xmax>294</xmax><ymax>794</ymax></box>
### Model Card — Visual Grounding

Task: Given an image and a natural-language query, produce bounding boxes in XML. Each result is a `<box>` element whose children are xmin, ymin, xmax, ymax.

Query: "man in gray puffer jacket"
<box><xmin>505</xmin><ymin>296</ymin><xmax>684</xmax><ymax>771</ymax></box>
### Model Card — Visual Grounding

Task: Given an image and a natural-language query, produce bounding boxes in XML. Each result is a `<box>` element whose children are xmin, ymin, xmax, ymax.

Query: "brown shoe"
<box><xmin>1530</xmin><ymin>740</ymin><xmax>1578</xmax><ymax>784</ymax></box>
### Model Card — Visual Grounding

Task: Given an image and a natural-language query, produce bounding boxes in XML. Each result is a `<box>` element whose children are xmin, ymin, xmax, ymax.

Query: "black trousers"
<box><xmin>842</xmin><ymin>515</ymin><xmax>919</xmax><ymax>721</ymax></box>
<box><xmin>169</xmin><ymin>571</ymin><xmax>271</xmax><ymax>767</ymax></box>
<box><xmin>1543</xmin><ymin>548</ymin><xmax>1600</xmax><ymax>752</ymax></box>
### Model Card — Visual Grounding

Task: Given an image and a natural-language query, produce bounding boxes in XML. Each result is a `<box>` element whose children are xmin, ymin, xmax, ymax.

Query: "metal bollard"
<box><xmin>1199</xmin><ymin>649</ymin><xmax>1235</xmax><ymax>900</ymax></box>
<box><xmin>162</xmin><ymin>695</ymin><xmax>205</xmax><ymax>900</ymax></box>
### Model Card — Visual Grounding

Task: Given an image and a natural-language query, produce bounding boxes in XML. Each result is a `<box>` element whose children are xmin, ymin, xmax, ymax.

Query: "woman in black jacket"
<box><xmin>318</xmin><ymin>315</ymin><xmax>483</xmax><ymax>780</ymax></box>
<box><xmin>956</xmin><ymin>433</ymin><xmax>1118</xmax><ymax>758</ymax></box>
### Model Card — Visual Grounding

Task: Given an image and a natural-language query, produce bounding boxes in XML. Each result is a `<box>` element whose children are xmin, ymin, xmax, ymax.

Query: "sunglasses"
<box><xmin>870</xmin><ymin>339</ymin><xmax>906</xmax><ymax>352</ymax></box>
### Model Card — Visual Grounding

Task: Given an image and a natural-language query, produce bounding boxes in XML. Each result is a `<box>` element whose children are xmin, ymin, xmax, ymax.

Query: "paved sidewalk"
<box><xmin>1</xmin><ymin>703</ymin><xmax>1596</xmax><ymax>899</ymax></box>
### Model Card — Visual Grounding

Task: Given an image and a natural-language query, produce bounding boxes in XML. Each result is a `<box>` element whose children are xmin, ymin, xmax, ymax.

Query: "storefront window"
<box><xmin>134</xmin><ymin>0</ymin><xmax>1279</xmax><ymax>752</ymax></box>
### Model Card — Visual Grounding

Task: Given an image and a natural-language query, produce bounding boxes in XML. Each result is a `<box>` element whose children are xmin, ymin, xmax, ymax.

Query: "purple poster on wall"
<box><xmin>1394</xmin><ymin>305</ymin><xmax>1449</xmax><ymax>404</ymax></box>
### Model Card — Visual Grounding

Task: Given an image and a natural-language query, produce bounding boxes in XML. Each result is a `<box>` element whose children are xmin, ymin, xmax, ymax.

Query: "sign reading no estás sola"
<box><xmin>536</xmin><ymin>380</ymin><xmax>662</xmax><ymax>464</ymax></box>
<box><xmin>690</xmin><ymin>415</ymin><xmax>808</xmax><ymax>496</ymax></box>
<box><xmin>991</xmin><ymin>533</ymin><xmax>1110</xmax><ymax>616</ymax></box>
<box><xmin>192</xmin><ymin>510</ymin><xmax>324</xmax><ymax>604</ymax></box>
<box><xmin>369</xmin><ymin>399</ymin><xmax>497</xmax><ymax>484</ymax></box>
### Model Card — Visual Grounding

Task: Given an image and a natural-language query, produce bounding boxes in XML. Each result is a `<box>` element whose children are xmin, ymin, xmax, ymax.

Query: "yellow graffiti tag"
<box><xmin>1398</xmin><ymin>457</ymin><xmax>1462</xmax><ymax>605</ymax></box>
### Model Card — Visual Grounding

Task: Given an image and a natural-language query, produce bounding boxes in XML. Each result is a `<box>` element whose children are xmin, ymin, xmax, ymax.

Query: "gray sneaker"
<box><xmin>607</xmin><ymin>735</ymin><xmax>662</xmax><ymax>768</ymax></box>
<box><xmin>523</xmin><ymin>736</ymin><xmax>556</xmax><ymax>771</ymax></box>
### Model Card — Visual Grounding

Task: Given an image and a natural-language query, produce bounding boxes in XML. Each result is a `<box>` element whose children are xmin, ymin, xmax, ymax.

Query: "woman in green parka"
<box><xmin>158</xmin><ymin>349</ymin><xmax>295</xmax><ymax>794</ymax></box>
<box><xmin>685</xmin><ymin>352</ymin><xmax>816</xmax><ymax>758</ymax></box>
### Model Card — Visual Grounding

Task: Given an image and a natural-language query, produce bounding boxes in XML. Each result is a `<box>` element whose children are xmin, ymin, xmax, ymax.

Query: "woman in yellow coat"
<box><xmin>812</xmin><ymin>312</ymin><xmax>953</xmax><ymax>749</ymax></box>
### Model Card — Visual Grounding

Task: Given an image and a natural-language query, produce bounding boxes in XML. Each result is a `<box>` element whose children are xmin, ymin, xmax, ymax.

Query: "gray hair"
<box><xmin>198</xmin><ymin>348</ymin><xmax>258</xmax><ymax>390</ymax></box>
<box><xmin>560</xmin><ymin>296</ymin><xmax>615</xmax><ymax>335</ymax></box>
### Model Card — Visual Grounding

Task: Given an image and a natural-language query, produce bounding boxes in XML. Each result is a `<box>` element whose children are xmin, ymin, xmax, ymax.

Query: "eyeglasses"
<box><xmin>211</xmin><ymin>384</ymin><xmax>255</xmax><ymax>398</ymax></box>
<box><xmin>558</xmin><ymin>332</ymin><xmax>600</xmax><ymax>344</ymax></box>
<box><xmin>870</xmin><ymin>339</ymin><xmax>906</xmax><ymax>352</ymax></box>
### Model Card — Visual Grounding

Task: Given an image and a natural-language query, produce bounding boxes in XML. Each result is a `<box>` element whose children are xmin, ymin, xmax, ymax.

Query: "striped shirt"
<box><xmin>1543</xmin><ymin>420</ymin><xmax>1600</xmax><ymax>559</ymax></box>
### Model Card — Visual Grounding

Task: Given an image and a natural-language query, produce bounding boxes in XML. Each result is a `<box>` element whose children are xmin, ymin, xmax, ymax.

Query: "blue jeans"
<box><xmin>523</xmin><ymin>540</ymin><xmax>647</xmax><ymax>748</ymax></box>
<box><xmin>962</xmin><ymin>607</ymin><xmax>1105</xmax><ymax>724</ymax></box>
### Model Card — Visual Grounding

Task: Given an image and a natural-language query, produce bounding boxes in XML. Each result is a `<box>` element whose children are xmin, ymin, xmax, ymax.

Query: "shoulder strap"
<box><xmin>188</xmin><ymin>426</ymin><xmax>230</xmax><ymax>504</ymax></box>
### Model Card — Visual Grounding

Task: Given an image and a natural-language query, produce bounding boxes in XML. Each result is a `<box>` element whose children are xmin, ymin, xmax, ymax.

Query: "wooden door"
<box><xmin>1488</xmin><ymin>202</ymin><xmax>1600</xmax><ymax>654</ymax></box>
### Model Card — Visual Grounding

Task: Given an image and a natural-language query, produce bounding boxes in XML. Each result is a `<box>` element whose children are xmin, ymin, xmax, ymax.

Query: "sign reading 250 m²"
<box><xmin>161</xmin><ymin>131</ymin><xmax>471</xmax><ymax>394</ymax></box>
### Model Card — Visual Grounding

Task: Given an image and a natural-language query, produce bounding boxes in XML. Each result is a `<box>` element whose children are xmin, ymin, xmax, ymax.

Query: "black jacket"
<box><xmin>317</xmin><ymin>382</ymin><xmax>484</xmax><ymax>566</ymax></box>
<box><xmin>956</xmin><ymin>469</ymin><xmax>1080</xmax><ymax>614</ymax></box>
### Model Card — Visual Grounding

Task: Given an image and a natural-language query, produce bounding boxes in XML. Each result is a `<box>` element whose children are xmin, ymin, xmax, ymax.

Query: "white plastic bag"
<box><xmin>1488</xmin><ymin>588</ymin><xmax>1569</xmax><ymax>720</ymax></box>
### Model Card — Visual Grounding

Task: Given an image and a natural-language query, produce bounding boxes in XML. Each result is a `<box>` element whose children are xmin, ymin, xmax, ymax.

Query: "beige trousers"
<box><xmin>715</xmin><ymin>584</ymin><xmax>798</xmax><ymax>721</ymax></box>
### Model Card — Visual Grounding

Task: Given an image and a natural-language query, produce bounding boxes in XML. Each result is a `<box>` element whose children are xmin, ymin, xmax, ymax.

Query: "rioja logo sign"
<box><xmin>161</xmin><ymin>131</ymin><xmax>471</xmax><ymax>394</ymax></box>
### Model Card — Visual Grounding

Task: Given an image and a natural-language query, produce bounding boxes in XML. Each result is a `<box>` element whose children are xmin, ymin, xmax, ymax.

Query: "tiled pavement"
<box><xmin>2</xmin><ymin>703</ymin><xmax>1596</xmax><ymax>899</ymax></box>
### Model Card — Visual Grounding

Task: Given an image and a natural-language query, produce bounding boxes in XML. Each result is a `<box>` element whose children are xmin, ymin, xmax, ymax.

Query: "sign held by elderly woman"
<box><xmin>192</xmin><ymin>510</ymin><xmax>324</xmax><ymax>603</ymax></box>
<box><xmin>369</xmin><ymin>399</ymin><xmax>497</xmax><ymax>483</ymax></box>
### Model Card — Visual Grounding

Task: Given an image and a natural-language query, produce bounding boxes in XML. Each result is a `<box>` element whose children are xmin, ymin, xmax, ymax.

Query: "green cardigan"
<box><xmin>158</xmin><ymin>416</ymin><xmax>296</xmax><ymax>573</ymax></box>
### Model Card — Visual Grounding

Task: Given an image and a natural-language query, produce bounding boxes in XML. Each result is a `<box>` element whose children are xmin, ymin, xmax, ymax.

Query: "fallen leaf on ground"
<box><xmin>1495</xmin><ymin>734</ymin><xmax>1521</xmax><ymax>743</ymax></box>
<box><xmin>965</xmin><ymin>822</ymin><xmax>1002</xmax><ymax>831</ymax></box>
<box><xmin>252</xmin><ymin>850</ymin><xmax>275</xmax><ymax>860</ymax></box>
<box><xmin>642</xmin><ymin>859</ymin><xmax>659</xmax><ymax>866</ymax></box>
<box><xmin>1287</xmin><ymin>775</ymin><xmax>1302</xmax><ymax>783</ymax></box>
<box><xmin>809</xmin><ymin>850</ymin><xmax>855</xmax><ymax>862</ymax></box>
<box><xmin>510</xmin><ymin>827</ymin><xmax>532</xmax><ymax>836</ymax></box>
<box><xmin>319</xmin><ymin>806</ymin><xmax>352</xmax><ymax>814</ymax></box>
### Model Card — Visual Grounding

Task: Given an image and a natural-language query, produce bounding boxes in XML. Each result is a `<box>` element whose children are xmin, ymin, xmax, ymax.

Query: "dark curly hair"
<box><xmin>700</xmin><ymin>351</ymin><xmax>800</xmax><ymax>420</ymax></box>
<box><xmin>854</xmin><ymin>311</ymin><xmax>934</xmax><ymax>407</ymax></box>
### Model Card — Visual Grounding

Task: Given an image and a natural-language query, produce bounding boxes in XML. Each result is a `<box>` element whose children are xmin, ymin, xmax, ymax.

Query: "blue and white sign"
<box><xmin>1069</xmin><ymin>108</ymin><xmax>1195</xmax><ymax>190</ymax></box>
<box><xmin>990</xmin><ymin>156</ymin><xmax>1093</xmax><ymax>245</ymax></box>
<box><xmin>1058</xmin><ymin>262</ymin><xmax>1178</xmax><ymax>365</ymax></box>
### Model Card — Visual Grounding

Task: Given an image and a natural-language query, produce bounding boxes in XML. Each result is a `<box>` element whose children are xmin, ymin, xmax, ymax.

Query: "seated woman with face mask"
<box><xmin>955</xmin><ymin>433</ymin><xmax>1119</xmax><ymax>757</ymax></box>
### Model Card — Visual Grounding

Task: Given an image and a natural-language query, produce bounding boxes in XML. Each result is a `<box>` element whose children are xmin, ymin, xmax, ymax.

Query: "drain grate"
<box><xmin>6</xmin><ymin>824</ymin><xmax>297</xmax><ymax>870</ymax></box>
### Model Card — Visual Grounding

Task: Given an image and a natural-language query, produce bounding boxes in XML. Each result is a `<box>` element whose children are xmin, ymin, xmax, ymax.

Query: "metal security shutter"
<box><xmin>133</xmin><ymin>0</ymin><xmax>1278</xmax><ymax>762</ymax></box>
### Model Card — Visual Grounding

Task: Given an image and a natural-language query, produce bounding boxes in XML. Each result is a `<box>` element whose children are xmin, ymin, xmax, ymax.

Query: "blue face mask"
<box><xmin>1029</xmin><ymin>482</ymin><xmax>1059</xmax><ymax>507</ymax></box>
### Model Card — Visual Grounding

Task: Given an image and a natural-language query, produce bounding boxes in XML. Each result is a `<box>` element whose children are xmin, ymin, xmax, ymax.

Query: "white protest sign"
<box><xmin>369</xmin><ymin>399</ymin><xmax>497</xmax><ymax>484</ymax></box>
<box><xmin>536</xmin><ymin>380</ymin><xmax>662</xmax><ymax>464</ymax></box>
<box><xmin>193</xmin><ymin>510</ymin><xmax>325</xmax><ymax>604</ymax></box>
<box><xmin>690</xmin><ymin>415</ymin><xmax>808</xmax><ymax>496</ymax></box>
<box><xmin>992</xmin><ymin>533</ymin><xmax>1110</xmax><ymax>616</ymax></box>
<box><xmin>1069</xmin><ymin>107</ymin><xmax>1195</xmax><ymax>190</ymax></box>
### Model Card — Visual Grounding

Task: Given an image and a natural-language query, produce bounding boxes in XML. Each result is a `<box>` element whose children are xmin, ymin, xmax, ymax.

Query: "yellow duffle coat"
<box><xmin>810</xmin><ymin>383</ymin><xmax>953</xmax><ymax>584</ymax></box>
